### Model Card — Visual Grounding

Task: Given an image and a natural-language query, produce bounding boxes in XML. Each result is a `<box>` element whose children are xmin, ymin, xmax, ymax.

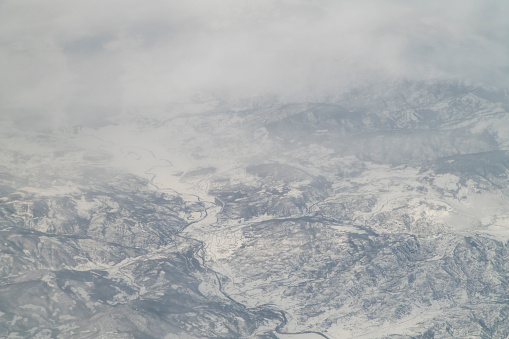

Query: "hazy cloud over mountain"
<box><xmin>1</xmin><ymin>0</ymin><xmax>508</xmax><ymax>125</ymax></box>
<box><xmin>4</xmin><ymin>2</ymin><xmax>509</xmax><ymax>338</ymax></box>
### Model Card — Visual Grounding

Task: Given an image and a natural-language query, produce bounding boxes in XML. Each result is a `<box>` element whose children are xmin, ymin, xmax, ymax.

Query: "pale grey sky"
<box><xmin>0</xmin><ymin>0</ymin><xmax>508</xmax><ymax>126</ymax></box>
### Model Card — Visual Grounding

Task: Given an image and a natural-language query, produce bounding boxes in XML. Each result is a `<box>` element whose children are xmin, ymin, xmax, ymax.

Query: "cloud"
<box><xmin>0</xmin><ymin>0</ymin><xmax>508</xmax><ymax>125</ymax></box>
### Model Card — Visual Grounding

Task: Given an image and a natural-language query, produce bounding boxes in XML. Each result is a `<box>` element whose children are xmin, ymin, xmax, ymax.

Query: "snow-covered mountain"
<box><xmin>2</xmin><ymin>80</ymin><xmax>509</xmax><ymax>338</ymax></box>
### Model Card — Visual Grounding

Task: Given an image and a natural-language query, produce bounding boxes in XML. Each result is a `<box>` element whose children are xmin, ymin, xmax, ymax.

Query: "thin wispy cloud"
<box><xmin>1</xmin><ymin>0</ymin><xmax>508</xmax><ymax>125</ymax></box>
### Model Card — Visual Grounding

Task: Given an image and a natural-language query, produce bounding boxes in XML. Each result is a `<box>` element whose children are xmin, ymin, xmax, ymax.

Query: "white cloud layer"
<box><xmin>0</xmin><ymin>0</ymin><xmax>508</xmax><ymax>125</ymax></box>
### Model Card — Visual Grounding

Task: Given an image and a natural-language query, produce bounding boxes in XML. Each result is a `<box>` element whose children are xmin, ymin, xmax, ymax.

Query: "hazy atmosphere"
<box><xmin>1</xmin><ymin>0</ymin><xmax>508</xmax><ymax>125</ymax></box>
<box><xmin>3</xmin><ymin>2</ymin><xmax>509</xmax><ymax>338</ymax></box>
